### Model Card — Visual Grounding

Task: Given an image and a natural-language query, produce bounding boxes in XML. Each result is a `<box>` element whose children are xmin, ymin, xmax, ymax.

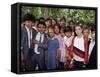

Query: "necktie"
<box><xmin>39</xmin><ymin>34</ymin><xmax>42</xmax><ymax>43</ymax></box>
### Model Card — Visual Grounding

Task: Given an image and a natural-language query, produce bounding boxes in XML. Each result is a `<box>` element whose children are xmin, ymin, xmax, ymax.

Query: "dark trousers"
<box><xmin>31</xmin><ymin>53</ymin><xmax>46</xmax><ymax>71</ymax></box>
<box><xmin>21</xmin><ymin>49</ymin><xmax>32</xmax><ymax>71</ymax></box>
<box><xmin>58</xmin><ymin>61</ymin><xmax>64</xmax><ymax>69</ymax></box>
<box><xmin>73</xmin><ymin>60</ymin><xmax>86</xmax><ymax>69</ymax></box>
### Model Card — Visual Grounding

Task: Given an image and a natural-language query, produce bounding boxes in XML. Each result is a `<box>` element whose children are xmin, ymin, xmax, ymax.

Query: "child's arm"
<box><xmin>38</xmin><ymin>38</ymin><xmax>49</xmax><ymax>49</ymax></box>
<box><xmin>32</xmin><ymin>39</ymin><xmax>39</xmax><ymax>44</ymax></box>
<box><xmin>38</xmin><ymin>43</ymin><xmax>48</xmax><ymax>49</ymax></box>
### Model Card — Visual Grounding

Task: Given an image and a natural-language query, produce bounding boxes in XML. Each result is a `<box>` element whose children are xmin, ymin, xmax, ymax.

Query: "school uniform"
<box><xmin>86</xmin><ymin>39</ymin><xmax>97</xmax><ymax>69</ymax></box>
<box><xmin>45</xmin><ymin>37</ymin><xmax>59</xmax><ymax>70</ymax></box>
<box><xmin>72</xmin><ymin>35</ymin><xmax>88</xmax><ymax>68</ymax></box>
<box><xmin>64</xmin><ymin>36</ymin><xmax>74</xmax><ymax>68</ymax></box>
<box><xmin>30</xmin><ymin>32</ymin><xmax>47</xmax><ymax>70</ymax></box>
<box><xmin>21</xmin><ymin>26</ymin><xmax>33</xmax><ymax>71</ymax></box>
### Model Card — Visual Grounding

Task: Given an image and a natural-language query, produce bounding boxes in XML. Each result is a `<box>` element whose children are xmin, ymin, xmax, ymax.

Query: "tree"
<box><xmin>21</xmin><ymin>6</ymin><xmax>96</xmax><ymax>25</ymax></box>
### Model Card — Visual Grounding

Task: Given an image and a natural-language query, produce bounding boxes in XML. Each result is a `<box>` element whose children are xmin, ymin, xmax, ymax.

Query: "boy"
<box><xmin>21</xmin><ymin>13</ymin><xmax>35</xmax><ymax>71</ymax></box>
<box><xmin>31</xmin><ymin>21</ymin><xmax>47</xmax><ymax>70</ymax></box>
<box><xmin>87</xmin><ymin>27</ymin><xmax>97</xmax><ymax>68</ymax></box>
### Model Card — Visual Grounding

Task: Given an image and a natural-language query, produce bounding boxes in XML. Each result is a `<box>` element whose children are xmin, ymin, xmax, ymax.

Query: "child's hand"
<box><xmin>32</xmin><ymin>39</ymin><xmax>39</xmax><ymax>44</ymax></box>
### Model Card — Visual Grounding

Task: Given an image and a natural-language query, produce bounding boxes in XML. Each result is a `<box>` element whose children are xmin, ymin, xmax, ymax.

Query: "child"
<box><xmin>21</xmin><ymin>13</ymin><xmax>35</xmax><ymax>71</ymax></box>
<box><xmin>83</xmin><ymin>26</ymin><xmax>90</xmax><ymax>40</ymax></box>
<box><xmin>31</xmin><ymin>21</ymin><xmax>47</xmax><ymax>70</ymax></box>
<box><xmin>87</xmin><ymin>27</ymin><xmax>97</xmax><ymax>68</ymax></box>
<box><xmin>46</xmin><ymin>27</ymin><xmax>59</xmax><ymax>70</ymax></box>
<box><xmin>64</xmin><ymin>26</ymin><xmax>74</xmax><ymax>68</ymax></box>
<box><xmin>57</xmin><ymin>27</ymin><xmax>67</xmax><ymax>69</ymax></box>
<box><xmin>72</xmin><ymin>24</ymin><xmax>88</xmax><ymax>68</ymax></box>
<box><xmin>53</xmin><ymin>23</ymin><xmax>62</xmax><ymax>68</ymax></box>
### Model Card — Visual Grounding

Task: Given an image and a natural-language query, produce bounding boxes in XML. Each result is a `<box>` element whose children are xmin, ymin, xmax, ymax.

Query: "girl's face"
<box><xmin>54</xmin><ymin>26</ymin><xmax>60</xmax><ymax>34</ymax></box>
<box><xmin>75</xmin><ymin>26</ymin><xmax>82</xmax><ymax>36</ymax></box>
<box><xmin>48</xmin><ymin>28</ymin><xmax>55</xmax><ymax>38</ymax></box>
<box><xmin>46</xmin><ymin>20</ymin><xmax>52</xmax><ymax>27</ymax></box>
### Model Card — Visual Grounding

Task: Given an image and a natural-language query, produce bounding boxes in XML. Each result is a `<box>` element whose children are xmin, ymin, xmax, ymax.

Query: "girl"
<box><xmin>64</xmin><ymin>26</ymin><xmax>74</xmax><ymax>68</ymax></box>
<box><xmin>72</xmin><ymin>24</ymin><xmax>88</xmax><ymax>68</ymax></box>
<box><xmin>58</xmin><ymin>27</ymin><xmax>67</xmax><ymax>69</ymax></box>
<box><xmin>45</xmin><ymin>27</ymin><xmax>59</xmax><ymax>69</ymax></box>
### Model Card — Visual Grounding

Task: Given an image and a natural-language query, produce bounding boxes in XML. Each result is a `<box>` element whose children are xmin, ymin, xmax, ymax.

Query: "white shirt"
<box><xmin>25</xmin><ymin>26</ymin><xmax>32</xmax><ymax>48</ymax></box>
<box><xmin>64</xmin><ymin>36</ymin><xmax>74</xmax><ymax>47</ymax></box>
<box><xmin>34</xmin><ymin>32</ymin><xmax>44</xmax><ymax>54</ymax></box>
<box><xmin>88</xmin><ymin>40</ymin><xmax>95</xmax><ymax>59</ymax></box>
<box><xmin>73</xmin><ymin>36</ymin><xmax>84</xmax><ymax>61</ymax></box>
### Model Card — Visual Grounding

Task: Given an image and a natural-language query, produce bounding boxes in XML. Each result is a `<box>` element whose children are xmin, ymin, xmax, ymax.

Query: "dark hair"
<box><xmin>48</xmin><ymin>26</ymin><xmax>54</xmax><ymax>30</ymax></box>
<box><xmin>83</xmin><ymin>25</ymin><xmax>89</xmax><ymax>30</ymax></box>
<box><xmin>64</xmin><ymin>26</ymin><xmax>72</xmax><ymax>33</ymax></box>
<box><xmin>35</xmin><ymin>19</ymin><xmax>39</xmax><ymax>22</ymax></box>
<box><xmin>39</xmin><ymin>17</ymin><xmax>45</xmax><ymax>22</ymax></box>
<box><xmin>46</xmin><ymin>18</ymin><xmax>52</xmax><ymax>22</ymax></box>
<box><xmin>74</xmin><ymin>24</ymin><xmax>83</xmax><ymax>29</ymax></box>
<box><xmin>91</xmin><ymin>26</ymin><xmax>95</xmax><ymax>32</ymax></box>
<box><xmin>54</xmin><ymin>23</ymin><xmax>61</xmax><ymax>30</ymax></box>
<box><xmin>37</xmin><ymin>21</ymin><xmax>46</xmax><ymax>28</ymax></box>
<box><xmin>22</xmin><ymin>13</ymin><xmax>35</xmax><ymax>22</ymax></box>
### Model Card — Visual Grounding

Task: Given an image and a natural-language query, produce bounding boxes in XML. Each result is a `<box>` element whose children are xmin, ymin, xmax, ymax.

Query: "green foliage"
<box><xmin>21</xmin><ymin>6</ymin><xmax>95</xmax><ymax>24</ymax></box>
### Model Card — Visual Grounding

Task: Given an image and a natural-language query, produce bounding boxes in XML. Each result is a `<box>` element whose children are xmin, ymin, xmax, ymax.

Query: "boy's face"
<box><xmin>91</xmin><ymin>31</ymin><xmax>95</xmax><ymax>40</ymax></box>
<box><xmin>24</xmin><ymin>20</ymin><xmax>33</xmax><ymax>28</ymax></box>
<box><xmin>75</xmin><ymin>26</ymin><xmax>82</xmax><ymax>36</ymax></box>
<box><xmin>65</xmin><ymin>32</ymin><xmax>72</xmax><ymax>38</ymax></box>
<box><xmin>54</xmin><ymin>26</ymin><xmax>60</xmax><ymax>34</ymax></box>
<box><xmin>48</xmin><ymin>28</ymin><xmax>55</xmax><ymax>38</ymax></box>
<box><xmin>37</xmin><ymin>24</ymin><xmax>45</xmax><ymax>34</ymax></box>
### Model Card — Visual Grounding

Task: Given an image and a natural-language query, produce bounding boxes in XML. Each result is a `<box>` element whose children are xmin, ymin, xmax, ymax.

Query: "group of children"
<box><xmin>21</xmin><ymin>13</ymin><xmax>97</xmax><ymax>71</ymax></box>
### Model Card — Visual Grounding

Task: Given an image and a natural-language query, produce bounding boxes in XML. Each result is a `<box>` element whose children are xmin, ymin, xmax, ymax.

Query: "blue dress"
<box><xmin>47</xmin><ymin>38</ymin><xmax>59</xmax><ymax>69</ymax></box>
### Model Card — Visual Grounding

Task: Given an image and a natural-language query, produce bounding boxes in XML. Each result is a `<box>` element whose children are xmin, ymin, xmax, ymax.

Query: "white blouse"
<box><xmin>73</xmin><ymin>36</ymin><xmax>85</xmax><ymax>61</ymax></box>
